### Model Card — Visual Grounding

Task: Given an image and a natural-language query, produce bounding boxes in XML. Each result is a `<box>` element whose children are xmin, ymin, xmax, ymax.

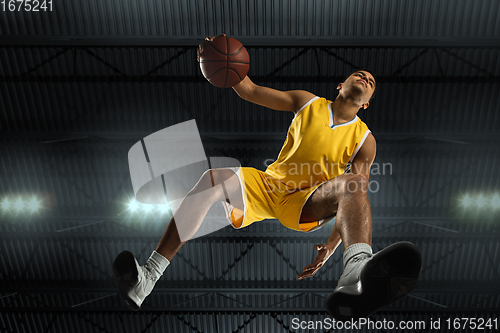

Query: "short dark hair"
<box><xmin>344</xmin><ymin>69</ymin><xmax>377</xmax><ymax>101</ymax></box>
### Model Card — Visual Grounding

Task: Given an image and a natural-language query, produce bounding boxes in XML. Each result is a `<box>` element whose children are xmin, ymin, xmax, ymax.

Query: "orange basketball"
<box><xmin>198</xmin><ymin>35</ymin><xmax>250</xmax><ymax>88</ymax></box>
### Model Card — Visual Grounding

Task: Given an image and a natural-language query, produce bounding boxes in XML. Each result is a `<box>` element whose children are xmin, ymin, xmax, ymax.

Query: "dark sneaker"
<box><xmin>325</xmin><ymin>241</ymin><xmax>422</xmax><ymax>320</ymax></box>
<box><xmin>112</xmin><ymin>251</ymin><xmax>159</xmax><ymax>311</ymax></box>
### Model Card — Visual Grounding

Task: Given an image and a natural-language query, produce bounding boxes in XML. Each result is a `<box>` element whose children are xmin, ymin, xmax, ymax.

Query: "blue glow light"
<box><xmin>461</xmin><ymin>194</ymin><xmax>472</xmax><ymax>208</ymax></box>
<box><xmin>125</xmin><ymin>198</ymin><xmax>172</xmax><ymax>217</ymax></box>
<box><xmin>1</xmin><ymin>198</ymin><xmax>10</xmax><ymax>211</ymax></box>
<box><xmin>28</xmin><ymin>197</ymin><xmax>40</xmax><ymax>212</ymax></box>
<box><xmin>14</xmin><ymin>198</ymin><xmax>24</xmax><ymax>211</ymax></box>
<box><xmin>142</xmin><ymin>204</ymin><xmax>153</xmax><ymax>213</ymax></box>
<box><xmin>159</xmin><ymin>204</ymin><xmax>170</xmax><ymax>214</ymax></box>
<box><xmin>475</xmin><ymin>195</ymin><xmax>487</xmax><ymax>208</ymax></box>
<box><xmin>128</xmin><ymin>199</ymin><xmax>139</xmax><ymax>212</ymax></box>
<box><xmin>490</xmin><ymin>194</ymin><xmax>500</xmax><ymax>209</ymax></box>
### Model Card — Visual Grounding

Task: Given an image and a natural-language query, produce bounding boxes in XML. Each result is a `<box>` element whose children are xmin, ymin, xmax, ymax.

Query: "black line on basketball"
<box><xmin>200</xmin><ymin>60</ymin><xmax>250</xmax><ymax>64</ymax></box>
<box><xmin>228</xmin><ymin>45</ymin><xmax>245</xmax><ymax>56</ymax></box>
<box><xmin>224</xmin><ymin>37</ymin><xmax>229</xmax><ymax>88</ymax></box>
<box><xmin>206</xmin><ymin>41</ymin><xmax>227</xmax><ymax>56</ymax></box>
<box><xmin>227</xmin><ymin>67</ymin><xmax>243</xmax><ymax>81</ymax></box>
<box><xmin>206</xmin><ymin>67</ymin><xmax>227</xmax><ymax>80</ymax></box>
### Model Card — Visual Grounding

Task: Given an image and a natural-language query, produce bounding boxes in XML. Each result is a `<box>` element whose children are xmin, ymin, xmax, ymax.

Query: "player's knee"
<box><xmin>200</xmin><ymin>169</ymin><xmax>213</xmax><ymax>183</ymax></box>
<box><xmin>342</xmin><ymin>173</ymin><xmax>369</xmax><ymax>196</ymax></box>
<box><xmin>200</xmin><ymin>168</ymin><xmax>239</xmax><ymax>193</ymax></box>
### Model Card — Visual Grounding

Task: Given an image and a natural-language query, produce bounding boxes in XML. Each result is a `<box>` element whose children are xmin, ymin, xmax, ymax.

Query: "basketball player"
<box><xmin>113</xmin><ymin>35</ymin><xmax>421</xmax><ymax>319</ymax></box>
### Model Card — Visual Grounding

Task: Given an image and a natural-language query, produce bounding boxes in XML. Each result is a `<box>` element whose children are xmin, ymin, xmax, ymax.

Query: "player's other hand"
<box><xmin>205</xmin><ymin>33</ymin><xmax>226</xmax><ymax>42</ymax></box>
<box><xmin>197</xmin><ymin>33</ymin><xmax>226</xmax><ymax>62</ymax></box>
<box><xmin>298</xmin><ymin>244</ymin><xmax>335</xmax><ymax>280</ymax></box>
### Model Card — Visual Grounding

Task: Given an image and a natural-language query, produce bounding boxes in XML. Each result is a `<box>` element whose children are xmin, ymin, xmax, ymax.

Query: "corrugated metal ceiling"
<box><xmin>1</xmin><ymin>0</ymin><xmax>499</xmax><ymax>37</ymax></box>
<box><xmin>1</xmin><ymin>0</ymin><xmax>499</xmax><ymax>332</ymax></box>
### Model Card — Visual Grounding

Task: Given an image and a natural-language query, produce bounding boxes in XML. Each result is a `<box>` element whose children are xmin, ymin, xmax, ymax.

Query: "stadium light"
<box><xmin>460</xmin><ymin>192</ymin><xmax>500</xmax><ymax>211</ymax></box>
<box><xmin>490</xmin><ymin>194</ymin><xmax>500</xmax><ymax>209</ymax></box>
<box><xmin>128</xmin><ymin>199</ymin><xmax>139</xmax><ymax>212</ymax></box>
<box><xmin>0</xmin><ymin>195</ymin><xmax>45</xmax><ymax>214</ymax></box>
<box><xmin>142</xmin><ymin>204</ymin><xmax>153</xmax><ymax>213</ymax></box>
<box><xmin>475</xmin><ymin>195</ymin><xmax>487</xmax><ymax>208</ymax></box>
<box><xmin>461</xmin><ymin>194</ymin><xmax>472</xmax><ymax>208</ymax></box>
<box><xmin>1</xmin><ymin>198</ymin><xmax>10</xmax><ymax>211</ymax></box>
<box><xmin>158</xmin><ymin>204</ymin><xmax>170</xmax><ymax>214</ymax></box>
<box><xmin>27</xmin><ymin>197</ymin><xmax>40</xmax><ymax>212</ymax></box>
<box><xmin>124</xmin><ymin>197</ymin><xmax>173</xmax><ymax>217</ymax></box>
<box><xmin>14</xmin><ymin>198</ymin><xmax>24</xmax><ymax>211</ymax></box>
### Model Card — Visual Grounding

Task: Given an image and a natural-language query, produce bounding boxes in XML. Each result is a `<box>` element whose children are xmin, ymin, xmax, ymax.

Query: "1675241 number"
<box><xmin>445</xmin><ymin>317</ymin><xmax>498</xmax><ymax>330</ymax></box>
<box><xmin>1</xmin><ymin>0</ymin><xmax>53</xmax><ymax>12</ymax></box>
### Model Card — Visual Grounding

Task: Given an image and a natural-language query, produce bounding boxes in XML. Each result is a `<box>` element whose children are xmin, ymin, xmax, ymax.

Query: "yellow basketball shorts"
<box><xmin>222</xmin><ymin>167</ymin><xmax>330</xmax><ymax>232</ymax></box>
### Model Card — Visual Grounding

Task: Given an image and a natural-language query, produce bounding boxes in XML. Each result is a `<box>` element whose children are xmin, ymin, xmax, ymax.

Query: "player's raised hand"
<box><xmin>205</xmin><ymin>33</ymin><xmax>226</xmax><ymax>42</ymax></box>
<box><xmin>298</xmin><ymin>244</ymin><xmax>335</xmax><ymax>280</ymax></box>
<box><xmin>197</xmin><ymin>33</ymin><xmax>226</xmax><ymax>62</ymax></box>
<box><xmin>197</xmin><ymin>34</ymin><xmax>249</xmax><ymax>88</ymax></box>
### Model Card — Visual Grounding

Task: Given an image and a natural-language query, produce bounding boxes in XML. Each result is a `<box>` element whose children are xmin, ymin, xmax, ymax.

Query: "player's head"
<box><xmin>337</xmin><ymin>69</ymin><xmax>376</xmax><ymax>109</ymax></box>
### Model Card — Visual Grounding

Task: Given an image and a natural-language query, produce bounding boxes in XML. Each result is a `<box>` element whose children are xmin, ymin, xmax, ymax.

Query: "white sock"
<box><xmin>343</xmin><ymin>243</ymin><xmax>373</xmax><ymax>268</ymax></box>
<box><xmin>145</xmin><ymin>250</ymin><xmax>170</xmax><ymax>280</ymax></box>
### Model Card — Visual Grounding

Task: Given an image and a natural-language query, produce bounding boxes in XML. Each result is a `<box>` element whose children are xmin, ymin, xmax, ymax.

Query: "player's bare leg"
<box><xmin>155</xmin><ymin>169</ymin><xmax>244</xmax><ymax>260</ymax></box>
<box><xmin>112</xmin><ymin>169</ymin><xmax>243</xmax><ymax>310</ymax></box>
<box><xmin>301</xmin><ymin>173</ymin><xmax>372</xmax><ymax>249</ymax></box>
<box><xmin>300</xmin><ymin>173</ymin><xmax>422</xmax><ymax>320</ymax></box>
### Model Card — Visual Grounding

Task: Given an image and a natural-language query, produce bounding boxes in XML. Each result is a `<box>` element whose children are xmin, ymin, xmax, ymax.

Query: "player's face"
<box><xmin>350</xmin><ymin>71</ymin><xmax>376</xmax><ymax>91</ymax></box>
<box><xmin>339</xmin><ymin>71</ymin><xmax>376</xmax><ymax>107</ymax></box>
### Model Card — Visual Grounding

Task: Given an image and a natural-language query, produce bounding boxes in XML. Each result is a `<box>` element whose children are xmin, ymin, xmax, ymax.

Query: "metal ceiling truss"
<box><xmin>2</xmin><ymin>141</ymin><xmax>500</xmax><ymax>150</ymax></box>
<box><xmin>1</xmin><ymin>132</ymin><xmax>499</xmax><ymax>145</ymax></box>
<box><xmin>2</xmin><ymin>229</ymin><xmax>499</xmax><ymax>242</ymax></box>
<box><xmin>2</xmin><ymin>36</ymin><xmax>500</xmax><ymax>48</ymax></box>
<box><xmin>2</xmin><ymin>284</ymin><xmax>498</xmax><ymax>333</ymax></box>
<box><xmin>2</xmin><ymin>236</ymin><xmax>499</xmax><ymax>290</ymax></box>
<box><xmin>2</xmin><ymin>311</ymin><xmax>498</xmax><ymax>333</ymax></box>
<box><xmin>2</xmin><ymin>307</ymin><xmax>499</xmax><ymax>314</ymax></box>
<box><xmin>1</xmin><ymin>43</ymin><xmax>498</xmax><ymax>84</ymax></box>
<box><xmin>2</xmin><ymin>75</ymin><xmax>499</xmax><ymax>84</ymax></box>
<box><xmin>6</xmin><ymin>284</ymin><xmax>498</xmax><ymax>301</ymax></box>
<box><xmin>1</xmin><ymin>214</ymin><xmax>496</xmax><ymax>230</ymax></box>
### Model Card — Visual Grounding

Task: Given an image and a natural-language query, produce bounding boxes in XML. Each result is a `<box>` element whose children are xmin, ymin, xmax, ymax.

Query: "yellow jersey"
<box><xmin>265</xmin><ymin>96</ymin><xmax>371</xmax><ymax>189</ymax></box>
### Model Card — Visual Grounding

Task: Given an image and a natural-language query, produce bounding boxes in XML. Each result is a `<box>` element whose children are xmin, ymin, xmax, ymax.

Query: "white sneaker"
<box><xmin>112</xmin><ymin>251</ymin><xmax>159</xmax><ymax>311</ymax></box>
<box><xmin>335</xmin><ymin>252</ymin><xmax>373</xmax><ymax>296</ymax></box>
<box><xmin>325</xmin><ymin>242</ymin><xmax>422</xmax><ymax>320</ymax></box>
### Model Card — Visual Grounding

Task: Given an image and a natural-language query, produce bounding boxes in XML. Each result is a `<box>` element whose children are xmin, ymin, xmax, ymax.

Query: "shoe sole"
<box><xmin>112</xmin><ymin>250</ymin><xmax>141</xmax><ymax>311</ymax></box>
<box><xmin>325</xmin><ymin>241</ymin><xmax>422</xmax><ymax>320</ymax></box>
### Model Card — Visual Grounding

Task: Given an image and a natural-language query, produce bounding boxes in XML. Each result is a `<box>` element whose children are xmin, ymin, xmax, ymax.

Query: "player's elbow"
<box><xmin>343</xmin><ymin>173</ymin><xmax>370</xmax><ymax>195</ymax></box>
<box><xmin>353</xmin><ymin>172</ymin><xmax>369</xmax><ymax>183</ymax></box>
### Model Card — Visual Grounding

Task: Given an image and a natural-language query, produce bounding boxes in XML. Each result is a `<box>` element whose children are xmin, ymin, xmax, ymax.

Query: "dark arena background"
<box><xmin>1</xmin><ymin>1</ymin><xmax>499</xmax><ymax>332</ymax></box>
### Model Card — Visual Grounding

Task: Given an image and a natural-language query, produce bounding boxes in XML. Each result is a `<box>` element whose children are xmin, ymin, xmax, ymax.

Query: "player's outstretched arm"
<box><xmin>298</xmin><ymin>223</ymin><xmax>342</xmax><ymax>280</ymax></box>
<box><xmin>233</xmin><ymin>76</ymin><xmax>316</xmax><ymax>113</ymax></box>
<box><xmin>350</xmin><ymin>133</ymin><xmax>377</xmax><ymax>180</ymax></box>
